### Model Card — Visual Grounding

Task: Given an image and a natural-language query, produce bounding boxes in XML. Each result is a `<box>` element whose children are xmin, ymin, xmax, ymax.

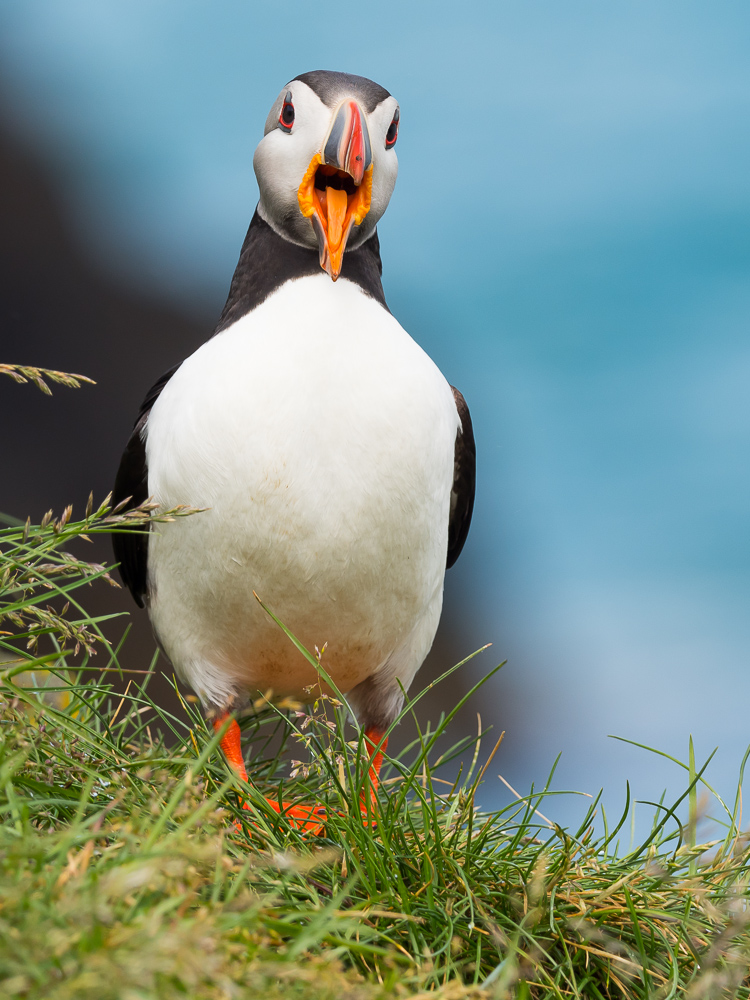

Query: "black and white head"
<box><xmin>253</xmin><ymin>70</ymin><xmax>400</xmax><ymax>280</ymax></box>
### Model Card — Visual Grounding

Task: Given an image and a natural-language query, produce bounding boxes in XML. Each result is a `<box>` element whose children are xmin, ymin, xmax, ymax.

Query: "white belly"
<box><xmin>145</xmin><ymin>274</ymin><xmax>458</xmax><ymax>708</ymax></box>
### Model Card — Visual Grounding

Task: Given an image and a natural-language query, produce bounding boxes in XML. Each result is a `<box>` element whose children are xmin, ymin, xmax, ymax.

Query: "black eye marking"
<box><xmin>278</xmin><ymin>91</ymin><xmax>295</xmax><ymax>133</ymax></box>
<box><xmin>385</xmin><ymin>107</ymin><xmax>399</xmax><ymax>149</ymax></box>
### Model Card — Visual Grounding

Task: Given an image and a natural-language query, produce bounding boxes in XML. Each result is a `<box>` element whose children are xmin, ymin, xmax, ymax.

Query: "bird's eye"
<box><xmin>278</xmin><ymin>91</ymin><xmax>295</xmax><ymax>133</ymax></box>
<box><xmin>385</xmin><ymin>108</ymin><xmax>399</xmax><ymax>149</ymax></box>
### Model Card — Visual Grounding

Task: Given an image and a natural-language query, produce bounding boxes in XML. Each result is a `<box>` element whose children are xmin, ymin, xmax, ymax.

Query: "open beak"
<box><xmin>297</xmin><ymin>100</ymin><xmax>373</xmax><ymax>280</ymax></box>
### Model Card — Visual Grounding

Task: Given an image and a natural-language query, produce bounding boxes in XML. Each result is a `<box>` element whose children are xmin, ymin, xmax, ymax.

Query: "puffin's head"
<box><xmin>253</xmin><ymin>70</ymin><xmax>399</xmax><ymax>280</ymax></box>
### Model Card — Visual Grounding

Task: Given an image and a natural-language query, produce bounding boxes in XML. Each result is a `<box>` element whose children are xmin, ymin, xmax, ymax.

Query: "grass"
<box><xmin>1</xmin><ymin>368</ymin><xmax>750</xmax><ymax>998</ymax></box>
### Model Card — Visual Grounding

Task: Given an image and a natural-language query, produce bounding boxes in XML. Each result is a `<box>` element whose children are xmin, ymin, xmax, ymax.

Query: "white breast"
<box><xmin>145</xmin><ymin>274</ymin><xmax>459</xmax><ymax>708</ymax></box>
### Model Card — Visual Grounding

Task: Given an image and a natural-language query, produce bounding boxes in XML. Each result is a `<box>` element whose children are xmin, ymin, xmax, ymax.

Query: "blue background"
<box><xmin>1</xmin><ymin>1</ymin><xmax>749</xmax><ymax>833</ymax></box>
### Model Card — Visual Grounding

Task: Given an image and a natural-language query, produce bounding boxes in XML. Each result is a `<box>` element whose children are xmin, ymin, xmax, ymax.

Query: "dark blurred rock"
<box><xmin>0</xmin><ymin>128</ymin><xmax>208</xmax><ymax>516</ymax></box>
<box><xmin>0</xmin><ymin>121</ymin><xmax>208</xmax><ymax>717</ymax></box>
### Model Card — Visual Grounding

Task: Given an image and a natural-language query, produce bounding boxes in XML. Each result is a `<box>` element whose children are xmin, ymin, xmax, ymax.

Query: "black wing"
<box><xmin>112</xmin><ymin>364</ymin><xmax>181</xmax><ymax>608</ymax></box>
<box><xmin>447</xmin><ymin>386</ymin><xmax>476</xmax><ymax>569</ymax></box>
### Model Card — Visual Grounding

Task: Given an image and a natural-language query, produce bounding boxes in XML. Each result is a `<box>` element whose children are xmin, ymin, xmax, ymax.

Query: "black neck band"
<box><xmin>215</xmin><ymin>210</ymin><xmax>388</xmax><ymax>334</ymax></box>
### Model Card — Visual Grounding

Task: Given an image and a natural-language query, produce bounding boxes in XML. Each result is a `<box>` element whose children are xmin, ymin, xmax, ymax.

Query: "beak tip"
<box><xmin>322</xmin><ymin>259</ymin><xmax>339</xmax><ymax>281</ymax></box>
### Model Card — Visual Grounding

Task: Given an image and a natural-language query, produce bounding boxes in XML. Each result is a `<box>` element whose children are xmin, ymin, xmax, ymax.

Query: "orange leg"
<box><xmin>213</xmin><ymin>715</ymin><xmax>326</xmax><ymax>835</ymax></box>
<box><xmin>361</xmin><ymin>728</ymin><xmax>388</xmax><ymax>822</ymax></box>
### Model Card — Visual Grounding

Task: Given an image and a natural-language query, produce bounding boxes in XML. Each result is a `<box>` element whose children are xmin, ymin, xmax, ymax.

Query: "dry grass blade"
<box><xmin>0</xmin><ymin>362</ymin><xmax>96</xmax><ymax>394</ymax></box>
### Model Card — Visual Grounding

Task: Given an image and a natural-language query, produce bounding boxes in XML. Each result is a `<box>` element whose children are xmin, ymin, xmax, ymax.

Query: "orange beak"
<box><xmin>297</xmin><ymin>100</ymin><xmax>373</xmax><ymax>280</ymax></box>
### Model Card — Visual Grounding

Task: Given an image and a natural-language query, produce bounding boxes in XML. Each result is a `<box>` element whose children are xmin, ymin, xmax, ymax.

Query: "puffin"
<box><xmin>113</xmin><ymin>70</ymin><xmax>475</xmax><ymax>831</ymax></box>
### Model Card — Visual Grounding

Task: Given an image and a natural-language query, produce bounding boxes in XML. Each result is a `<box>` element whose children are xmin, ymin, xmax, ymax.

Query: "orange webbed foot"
<box><xmin>258</xmin><ymin>798</ymin><xmax>327</xmax><ymax>835</ymax></box>
<box><xmin>214</xmin><ymin>715</ymin><xmax>327</xmax><ymax>836</ymax></box>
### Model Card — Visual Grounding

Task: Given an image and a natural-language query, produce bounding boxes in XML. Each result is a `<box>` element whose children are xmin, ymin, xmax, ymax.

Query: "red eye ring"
<box><xmin>385</xmin><ymin>108</ymin><xmax>399</xmax><ymax>149</ymax></box>
<box><xmin>279</xmin><ymin>91</ymin><xmax>294</xmax><ymax>133</ymax></box>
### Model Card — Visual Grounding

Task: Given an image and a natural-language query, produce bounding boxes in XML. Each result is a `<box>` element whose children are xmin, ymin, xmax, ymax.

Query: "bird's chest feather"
<box><xmin>148</xmin><ymin>275</ymin><xmax>455</xmax><ymax>530</ymax></box>
<box><xmin>143</xmin><ymin>276</ymin><xmax>457</xmax><ymax>695</ymax></box>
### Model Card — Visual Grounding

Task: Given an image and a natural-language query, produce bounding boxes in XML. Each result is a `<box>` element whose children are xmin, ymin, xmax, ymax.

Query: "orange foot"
<box><xmin>360</xmin><ymin>728</ymin><xmax>388</xmax><ymax>827</ymax></box>
<box><xmin>213</xmin><ymin>715</ymin><xmax>326</xmax><ymax>835</ymax></box>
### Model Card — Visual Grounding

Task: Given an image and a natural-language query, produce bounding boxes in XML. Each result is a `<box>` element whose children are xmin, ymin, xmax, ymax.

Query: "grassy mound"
<box><xmin>1</xmin><ymin>367</ymin><xmax>749</xmax><ymax>998</ymax></box>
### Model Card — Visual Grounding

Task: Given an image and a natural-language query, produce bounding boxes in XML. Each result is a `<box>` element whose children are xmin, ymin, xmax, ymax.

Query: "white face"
<box><xmin>253</xmin><ymin>79</ymin><xmax>400</xmax><ymax>255</ymax></box>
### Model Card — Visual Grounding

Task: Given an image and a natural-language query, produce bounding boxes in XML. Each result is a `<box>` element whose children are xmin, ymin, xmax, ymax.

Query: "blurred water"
<box><xmin>1</xmin><ymin>0</ymin><xmax>749</xmax><ymax>832</ymax></box>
